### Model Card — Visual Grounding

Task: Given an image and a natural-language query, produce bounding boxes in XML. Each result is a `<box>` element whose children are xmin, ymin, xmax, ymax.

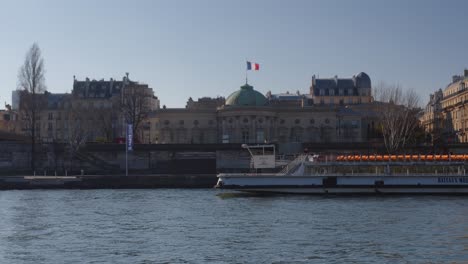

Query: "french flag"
<box><xmin>247</xmin><ymin>61</ymin><xmax>260</xmax><ymax>71</ymax></box>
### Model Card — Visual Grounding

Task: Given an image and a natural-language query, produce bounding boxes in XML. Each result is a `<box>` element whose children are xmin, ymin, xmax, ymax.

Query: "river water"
<box><xmin>0</xmin><ymin>189</ymin><xmax>466</xmax><ymax>264</ymax></box>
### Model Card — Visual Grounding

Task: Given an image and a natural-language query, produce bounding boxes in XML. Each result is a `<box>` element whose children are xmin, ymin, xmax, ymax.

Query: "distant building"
<box><xmin>148</xmin><ymin>73</ymin><xmax>379</xmax><ymax>146</ymax></box>
<box><xmin>420</xmin><ymin>89</ymin><xmax>443</xmax><ymax>144</ymax></box>
<box><xmin>440</xmin><ymin>69</ymin><xmax>468</xmax><ymax>143</ymax></box>
<box><xmin>310</xmin><ymin>72</ymin><xmax>373</xmax><ymax>105</ymax></box>
<box><xmin>11</xmin><ymin>90</ymin><xmax>20</xmax><ymax>110</ymax></box>
<box><xmin>0</xmin><ymin>104</ymin><xmax>19</xmax><ymax>134</ymax></box>
<box><xmin>17</xmin><ymin>74</ymin><xmax>159</xmax><ymax>143</ymax></box>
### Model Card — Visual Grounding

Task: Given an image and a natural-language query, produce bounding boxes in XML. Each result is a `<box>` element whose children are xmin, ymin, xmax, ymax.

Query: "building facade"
<box><xmin>14</xmin><ymin>72</ymin><xmax>382</xmax><ymax>146</ymax></box>
<box><xmin>17</xmin><ymin>74</ymin><xmax>159</xmax><ymax>143</ymax></box>
<box><xmin>148</xmin><ymin>72</ymin><xmax>379</xmax><ymax>145</ymax></box>
<box><xmin>0</xmin><ymin>104</ymin><xmax>19</xmax><ymax>134</ymax></box>
<box><xmin>440</xmin><ymin>70</ymin><xmax>468</xmax><ymax>143</ymax></box>
<box><xmin>420</xmin><ymin>89</ymin><xmax>443</xmax><ymax>144</ymax></box>
<box><xmin>422</xmin><ymin>69</ymin><xmax>468</xmax><ymax>143</ymax></box>
<box><xmin>310</xmin><ymin>72</ymin><xmax>373</xmax><ymax>105</ymax></box>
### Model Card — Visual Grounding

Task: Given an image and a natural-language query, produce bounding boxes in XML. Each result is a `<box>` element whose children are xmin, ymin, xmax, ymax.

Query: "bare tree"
<box><xmin>121</xmin><ymin>85</ymin><xmax>153</xmax><ymax>143</ymax></box>
<box><xmin>96</xmin><ymin>106</ymin><xmax>116</xmax><ymax>142</ymax></box>
<box><xmin>374</xmin><ymin>82</ymin><xmax>422</xmax><ymax>153</ymax></box>
<box><xmin>93</xmin><ymin>98</ymin><xmax>121</xmax><ymax>143</ymax></box>
<box><xmin>64</xmin><ymin>105</ymin><xmax>91</xmax><ymax>170</ymax></box>
<box><xmin>17</xmin><ymin>43</ymin><xmax>46</xmax><ymax>171</ymax></box>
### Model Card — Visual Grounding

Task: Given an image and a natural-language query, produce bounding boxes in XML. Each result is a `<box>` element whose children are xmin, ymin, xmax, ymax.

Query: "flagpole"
<box><xmin>245</xmin><ymin>59</ymin><xmax>248</xmax><ymax>84</ymax></box>
<box><xmin>246</xmin><ymin>69</ymin><xmax>248</xmax><ymax>84</ymax></box>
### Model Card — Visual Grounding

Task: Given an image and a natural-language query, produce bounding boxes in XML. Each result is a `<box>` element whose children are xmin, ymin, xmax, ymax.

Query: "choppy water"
<box><xmin>0</xmin><ymin>190</ymin><xmax>467</xmax><ymax>264</ymax></box>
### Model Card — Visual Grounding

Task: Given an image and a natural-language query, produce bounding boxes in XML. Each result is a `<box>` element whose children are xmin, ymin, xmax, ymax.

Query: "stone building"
<box><xmin>420</xmin><ymin>89</ymin><xmax>443</xmax><ymax>144</ymax></box>
<box><xmin>310</xmin><ymin>72</ymin><xmax>373</xmax><ymax>105</ymax></box>
<box><xmin>440</xmin><ymin>70</ymin><xmax>468</xmax><ymax>143</ymax></box>
<box><xmin>148</xmin><ymin>72</ymin><xmax>378</xmax><ymax>145</ymax></box>
<box><xmin>17</xmin><ymin>74</ymin><xmax>159</xmax><ymax>143</ymax></box>
<box><xmin>0</xmin><ymin>104</ymin><xmax>19</xmax><ymax>134</ymax></box>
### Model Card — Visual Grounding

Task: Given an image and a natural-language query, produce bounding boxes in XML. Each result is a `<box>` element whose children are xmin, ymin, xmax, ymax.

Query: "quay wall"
<box><xmin>0</xmin><ymin>174</ymin><xmax>217</xmax><ymax>190</ymax></box>
<box><xmin>2</xmin><ymin>140</ymin><xmax>468</xmax><ymax>176</ymax></box>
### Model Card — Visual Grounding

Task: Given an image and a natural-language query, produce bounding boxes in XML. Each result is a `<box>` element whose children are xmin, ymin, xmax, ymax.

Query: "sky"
<box><xmin>0</xmin><ymin>0</ymin><xmax>467</xmax><ymax>108</ymax></box>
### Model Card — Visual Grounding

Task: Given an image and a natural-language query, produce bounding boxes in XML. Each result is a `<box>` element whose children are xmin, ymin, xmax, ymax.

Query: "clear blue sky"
<box><xmin>1</xmin><ymin>0</ymin><xmax>467</xmax><ymax>108</ymax></box>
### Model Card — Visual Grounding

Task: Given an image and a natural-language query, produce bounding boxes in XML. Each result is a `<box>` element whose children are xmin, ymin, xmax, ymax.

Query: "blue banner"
<box><xmin>127</xmin><ymin>124</ymin><xmax>133</xmax><ymax>151</ymax></box>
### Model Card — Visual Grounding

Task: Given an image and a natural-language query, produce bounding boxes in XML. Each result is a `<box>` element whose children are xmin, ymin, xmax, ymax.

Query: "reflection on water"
<box><xmin>0</xmin><ymin>189</ymin><xmax>467</xmax><ymax>263</ymax></box>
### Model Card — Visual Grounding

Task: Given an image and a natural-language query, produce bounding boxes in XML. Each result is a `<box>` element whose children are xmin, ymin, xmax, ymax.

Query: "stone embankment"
<box><xmin>0</xmin><ymin>174</ymin><xmax>217</xmax><ymax>190</ymax></box>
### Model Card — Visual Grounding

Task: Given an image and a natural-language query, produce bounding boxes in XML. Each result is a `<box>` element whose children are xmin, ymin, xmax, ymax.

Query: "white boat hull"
<box><xmin>216</xmin><ymin>174</ymin><xmax>468</xmax><ymax>194</ymax></box>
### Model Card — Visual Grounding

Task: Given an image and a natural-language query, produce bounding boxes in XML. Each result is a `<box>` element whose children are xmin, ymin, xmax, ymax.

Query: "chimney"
<box><xmin>85</xmin><ymin>77</ymin><xmax>90</xmax><ymax>97</ymax></box>
<box><xmin>110</xmin><ymin>78</ymin><xmax>114</xmax><ymax>94</ymax></box>
<box><xmin>464</xmin><ymin>69</ymin><xmax>468</xmax><ymax>78</ymax></box>
<box><xmin>453</xmin><ymin>75</ymin><xmax>461</xmax><ymax>83</ymax></box>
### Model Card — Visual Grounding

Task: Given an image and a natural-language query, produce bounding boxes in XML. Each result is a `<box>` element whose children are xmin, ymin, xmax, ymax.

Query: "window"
<box><xmin>319</xmin><ymin>89</ymin><xmax>325</xmax><ymax>96</ymax></box>
<box><xmin>256</xmin><ymin>129</ymin><xmax>264</xmax><ymax>143</ymax></box>
<box><xmin>310</xmin><ymin>119</ymin><xmax>315</xmax><ymax>124</ymax></box>
<box><xmin>291</xmin><ymin>127</ymin><xmax>303</xmax><ymax>142</ymax></box>
<box><xmin>48</xmin><ymin>113</ymin><xmax>53</xmax><ymax>120</ymax></box>
<box><xmin>193</xmin><ymin>120</ymin><xmax>199</xmax><ymax>126</ymax></box>
<box><xmin>339</xmin><ymin>89</ymin><xmax>344</xmax><ymax>96</ymax></box>
<box><xmin>329</xmin><ymin>98</ymin><xmax>334</xmax><ymax>105</ymax></box>
<box><xmin>295</xmin><ymin>119</ymin><xmax>300</xmax><ymax>124</ymax></box>
<box><xmin>48</xmin><ymin>123</ymin><xmax>53</xmax><ymax>131</ymax></box>
<box><xmin>329</xmin><ymin>89</ymin><xmax>335</xmax><ymax>96</ymax></box>
<box><xmin>325</xmin><ymin>118</ymin><xmax>330</xmax><ymax>124</ymax></box>
<box><xmin>242</xmin><ymin>130</ymin><xmax>249</xmax><ymax>143</ymax></box>
<box><xmin>179</xmin><ymin>120</ymin><xmax>184</xmax><ymax>125</ymax></box>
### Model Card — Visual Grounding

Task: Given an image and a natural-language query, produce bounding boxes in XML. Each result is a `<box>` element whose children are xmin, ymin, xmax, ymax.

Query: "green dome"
<box><xmin>225</xmin><ymin>84</ymin><xmax>267</xmax><ymax>107</ymax></box>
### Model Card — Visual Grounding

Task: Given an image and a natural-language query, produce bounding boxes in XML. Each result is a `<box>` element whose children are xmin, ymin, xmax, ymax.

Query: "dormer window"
<box><xmin>319</xmin><ymin>89</ymin><xmax>325</xmax><ymax>96</ymax></box>
<box><xmin>329</xmin><ymin>89</ymin><xmax>335</xmax><ymax>96</ymax></box>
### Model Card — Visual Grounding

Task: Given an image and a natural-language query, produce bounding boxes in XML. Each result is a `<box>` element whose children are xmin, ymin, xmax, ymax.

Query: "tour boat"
<box><xmin>215</xmin><ymin>145</ymin><xmax>468</xmax><ymax>194</ymax></box>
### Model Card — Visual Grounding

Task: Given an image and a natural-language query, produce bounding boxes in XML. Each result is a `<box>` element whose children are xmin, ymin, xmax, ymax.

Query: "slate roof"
<box><xmin>312</xmin><ymin>72</ymin><xmax>371</xmax><ymax>96</ymax></box>
<box><xmin>72</xmin><ymin>79</ymin><xmax>137</xmax><ymax>98</ymax></box>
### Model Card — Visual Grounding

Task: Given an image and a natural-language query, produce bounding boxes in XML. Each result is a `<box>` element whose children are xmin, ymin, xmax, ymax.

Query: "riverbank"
<box><xmin>0</xmin><ymin>174</ymin><xmax>217</xmax><ymax>190</ymax></box>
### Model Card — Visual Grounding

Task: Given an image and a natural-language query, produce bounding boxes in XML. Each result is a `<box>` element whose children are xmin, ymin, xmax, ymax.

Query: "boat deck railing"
<box><xmin>303</xmin><ymin>161</ymin><xmax>466</xmax><ymax>166</ymax></box>
<box><xmin>277</xmin><ymin>154</ymin><xmax>309</xmax><ymax>175</ymax></box>
<box><xmin>336</xmin><ymin>154</ymin><xmax>468</xmax><ymax>162</ymax></box>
